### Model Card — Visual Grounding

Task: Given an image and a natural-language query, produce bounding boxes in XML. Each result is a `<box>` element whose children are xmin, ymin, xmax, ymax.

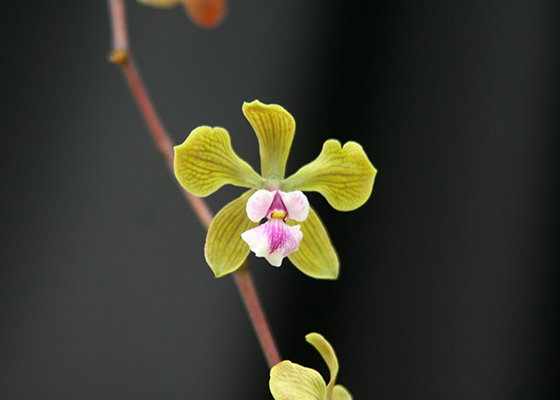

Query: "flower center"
<box><xmin>266</xmin><ymin>191</ymin><xmax>288</xmax><ymax>220</ymax></box>
<box><xmin>270</xmin><ymin>211</ymin><xmax>287</xmax><ymax>219</ymax></box>
<box><xmin>241</xmin><ymin>189</ymin><xmax>309</xmax><ymax>267</ymax></box>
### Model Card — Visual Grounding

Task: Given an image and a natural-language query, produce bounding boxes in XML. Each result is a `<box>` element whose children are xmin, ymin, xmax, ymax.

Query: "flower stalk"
<box><xmin>233</xmin><ymin>261</ymin><xmax>282</xmax><ymax>368</ymax></box>
<box><xmin>106</xmin><ymin>0</ymin><xmax>280</xmax><ymax>368</ymax></box>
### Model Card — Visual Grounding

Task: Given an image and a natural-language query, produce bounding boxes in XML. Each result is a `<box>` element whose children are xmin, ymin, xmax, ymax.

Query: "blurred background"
<box><xmin>1</xmin><ymin>1</ymin><xmax>559</xmax><ymax>398</ymax></box>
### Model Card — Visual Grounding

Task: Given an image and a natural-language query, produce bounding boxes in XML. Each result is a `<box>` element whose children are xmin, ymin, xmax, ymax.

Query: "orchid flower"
<box><xmin>269</xmin><ymin>333</ymin><xmax>352</xmax><ymax>400</ymax></box>
<box><xmin>136</xmin><ymin>0</ymin><xmax>227</xmax><ymax>28</ymax></box>
<box><xmin>174</xmin><ymin>100</ymin><xmax>376</xmax><ymax>279</ymax></box>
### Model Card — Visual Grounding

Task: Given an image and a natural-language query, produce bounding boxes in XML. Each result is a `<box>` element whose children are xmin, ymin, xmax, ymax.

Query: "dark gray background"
<box><xmin>1</xmin><ymin>1</ymin><xmax>558</xmax><ymax>399</ymax></box>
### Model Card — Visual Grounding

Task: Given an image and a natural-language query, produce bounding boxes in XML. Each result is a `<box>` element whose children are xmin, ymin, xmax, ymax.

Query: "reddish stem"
<box><xmin>121</xmin><ymin>55</ymin><xmax>214</xmax><ymax>229</ymax></box>
<box><xmin>107</xmin><ymin>0</ymin><xmax>128</xmax><ymax>52</ymax></box>
<box><xmin>106</xmin><ymin>0</ymin><xmax>280</xmax><ymax>368</ymax></box>
<box><xmin>233</xmin><ymin>262</ymin><xmax>282</xmax><ymax>368</ymax></box>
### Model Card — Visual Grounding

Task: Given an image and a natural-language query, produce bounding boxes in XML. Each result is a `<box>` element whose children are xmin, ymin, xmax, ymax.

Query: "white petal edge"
<box><xmin>246</xmin><ymin>189</ymin><xmax>275</xmax><ymax>222</ymax></box>
<box><xmin>280</xmin><ymin>190</ymin><xmax>309</xmax><ymax>222</ymax></box>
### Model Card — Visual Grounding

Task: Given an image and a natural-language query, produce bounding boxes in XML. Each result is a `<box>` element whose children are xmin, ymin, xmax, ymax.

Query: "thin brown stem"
<box><xmin>107</xmin><ymin>0</ymin><xmax>213</xmax><ymax>229</ymax></box>
<box><xmin>106</xmin><ymin>0</ymin><xmax>280</xmax><ymax>367</ymax></box>
<box><xmin>233</xmin><ymin>261</ymin><xmax>282</xmax><ymax>368</ymax></box>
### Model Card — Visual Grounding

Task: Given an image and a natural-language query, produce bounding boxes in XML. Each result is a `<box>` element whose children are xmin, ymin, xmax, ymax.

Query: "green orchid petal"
<box><xmin>287</xmin><ymin>207</ymin><xmax>339</xmax><ymax>280</ymax></box>
<box><xmin>242</xmin><ymin>100</ymin><xmax>295</xmax><ymax>180</ymax></box>
<box><xmin>332</xmin><ymin>385</ymin><xmax>353</xmax><ymax>400</ymax></box>
<box><xmin>269</xmin><ymin>360</ymin><xmax>327</xmax><ymax>400</ymax></box>
<box><xmin>136</xmin><ymin>0</ymin><xmax>180</xmax><ymax>8</ymax></box>
<box><xmin>306</xmin><ymin>333</ymin><xmax>339</xmax><ymax>394</ymax></box>
<box><xmin>282</xmin><ymin>140</ymin><xmax>377</xmax><ymax>211</ymax></box>
<box><xmin>204</xmin><ymin>190</ymin><xmax>258</xmax><ymax>277</ymax></box>
<box><xmin>174</xmin><ymin>126</ymin><xmax>264</xmax><ymax>197</ymax></box>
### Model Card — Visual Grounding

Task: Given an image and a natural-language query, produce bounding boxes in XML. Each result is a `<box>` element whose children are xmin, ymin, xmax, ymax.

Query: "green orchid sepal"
<box><xmin>137</xmin><ymin>0</ymin><xmax>179</xmax><ymax>8</ymax></box>
<box><xmin>282</xmin><ymin>139</ymin><xmax>377</xmax><ymax>212</ymax></box>
<box><xmin>204</xmin><ymin>190</ymin><xmax>258</xmax><ymax>277</ymax></box>
<box><xmin>174</xmin><ymin>126</ymin><xmax>265</xmax><ymax>197</ymax></box>
<box><xmin>270</xmin><ymin>333</ymin><xmax>353</xmax><ymax>400</ymax></box>
<box><xmin>286</xmin><ymin>207</ymin><xmax>339</xmax><ymax>280</ymax></box>
<box><xmin>243</xmin><ymin>100</ymin><xmax>295</xmax><ymax>180</ymax></box>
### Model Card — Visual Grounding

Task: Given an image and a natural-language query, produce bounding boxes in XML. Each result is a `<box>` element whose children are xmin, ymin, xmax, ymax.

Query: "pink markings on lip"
<box><xmin>241</xmin><ymin>218</ymin><xmax>303</xmax><ymax>266</ymax></box>
<box><xmin>242</xmin><ymin>189</ymin><xmax>309</xmax><ymax>266</ymax></box>
<box><xmin>266</xmin><ymin>218</ymin><xmax>292</xmax><ymax>253</ymax></box>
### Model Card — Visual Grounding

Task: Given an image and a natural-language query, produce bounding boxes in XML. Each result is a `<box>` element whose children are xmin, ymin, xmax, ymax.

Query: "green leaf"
<box><xmin>204</xmin><ymin>191</ymin><xmax>258</xmax><ymax>277</ymax></box>
<box><xmin>242</xmin><ymin>100</ymin><xmax>295</xmax><ymax>180</ymax></box>
<box><xmin>174</xmin><ymin>126</ymin><xmax>264</xmax><ymax>197</ymax></box>
<box><xmin>306</xmin><ymin>333</ymin><xmax>339</xmax><ymax>393</ymax></box>
<box><xmin>283</xmin><ymin>140</ymin><xmax>377</xmax><ymax>211</ymax></box>
<box><xmin>269</xmin><ymin>360</ymin><xmax>327</xmax><ymax>400</ymax></box>
<box><xmin>287</xmin><ymin>207</ymin><xmax>339</xmax><ymax>280</ymax></box>
<box><xmin>332</xmin><ymin>385</ymin><xmax>353</xmax><ymax>400</ymax></box>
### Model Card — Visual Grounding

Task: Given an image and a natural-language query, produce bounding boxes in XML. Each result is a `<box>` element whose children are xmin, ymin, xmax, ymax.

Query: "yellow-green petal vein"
<box><xmin>174</xmin><ymin>126</ymin><xmax>264</xmax><ymax>197</ymax></box>
<box><xmin>283</xmin><ymin>140</ymin><xmax>376</xmax><ymax>211</ymax></box>
<box><xmin>242</xmin><ymin>100</ymin><xmax>295</xmax><ymax>179</ymax></box>
<box><xmin>205</xmin><ymin>190</ymin><xmax>258</xmax><ymax>277</ymax></box>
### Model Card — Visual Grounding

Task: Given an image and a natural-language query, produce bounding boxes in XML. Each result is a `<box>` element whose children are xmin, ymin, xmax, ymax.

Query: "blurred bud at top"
<box><xmin>184</xmin><ymin>0</ymin><xmax>227</xmax><ymax>28</ymax></box>
<box><xmin>137</xmin><ymin>0</ymin><xmax>228</xmax><ymax>29</ymax></box>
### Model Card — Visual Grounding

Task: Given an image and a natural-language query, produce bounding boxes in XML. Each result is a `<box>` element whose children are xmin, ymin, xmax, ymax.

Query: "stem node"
<box><xmin>109</xmin><ymin>48</ymin><xmax>129</xmax><ymax>65</ymax></box>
